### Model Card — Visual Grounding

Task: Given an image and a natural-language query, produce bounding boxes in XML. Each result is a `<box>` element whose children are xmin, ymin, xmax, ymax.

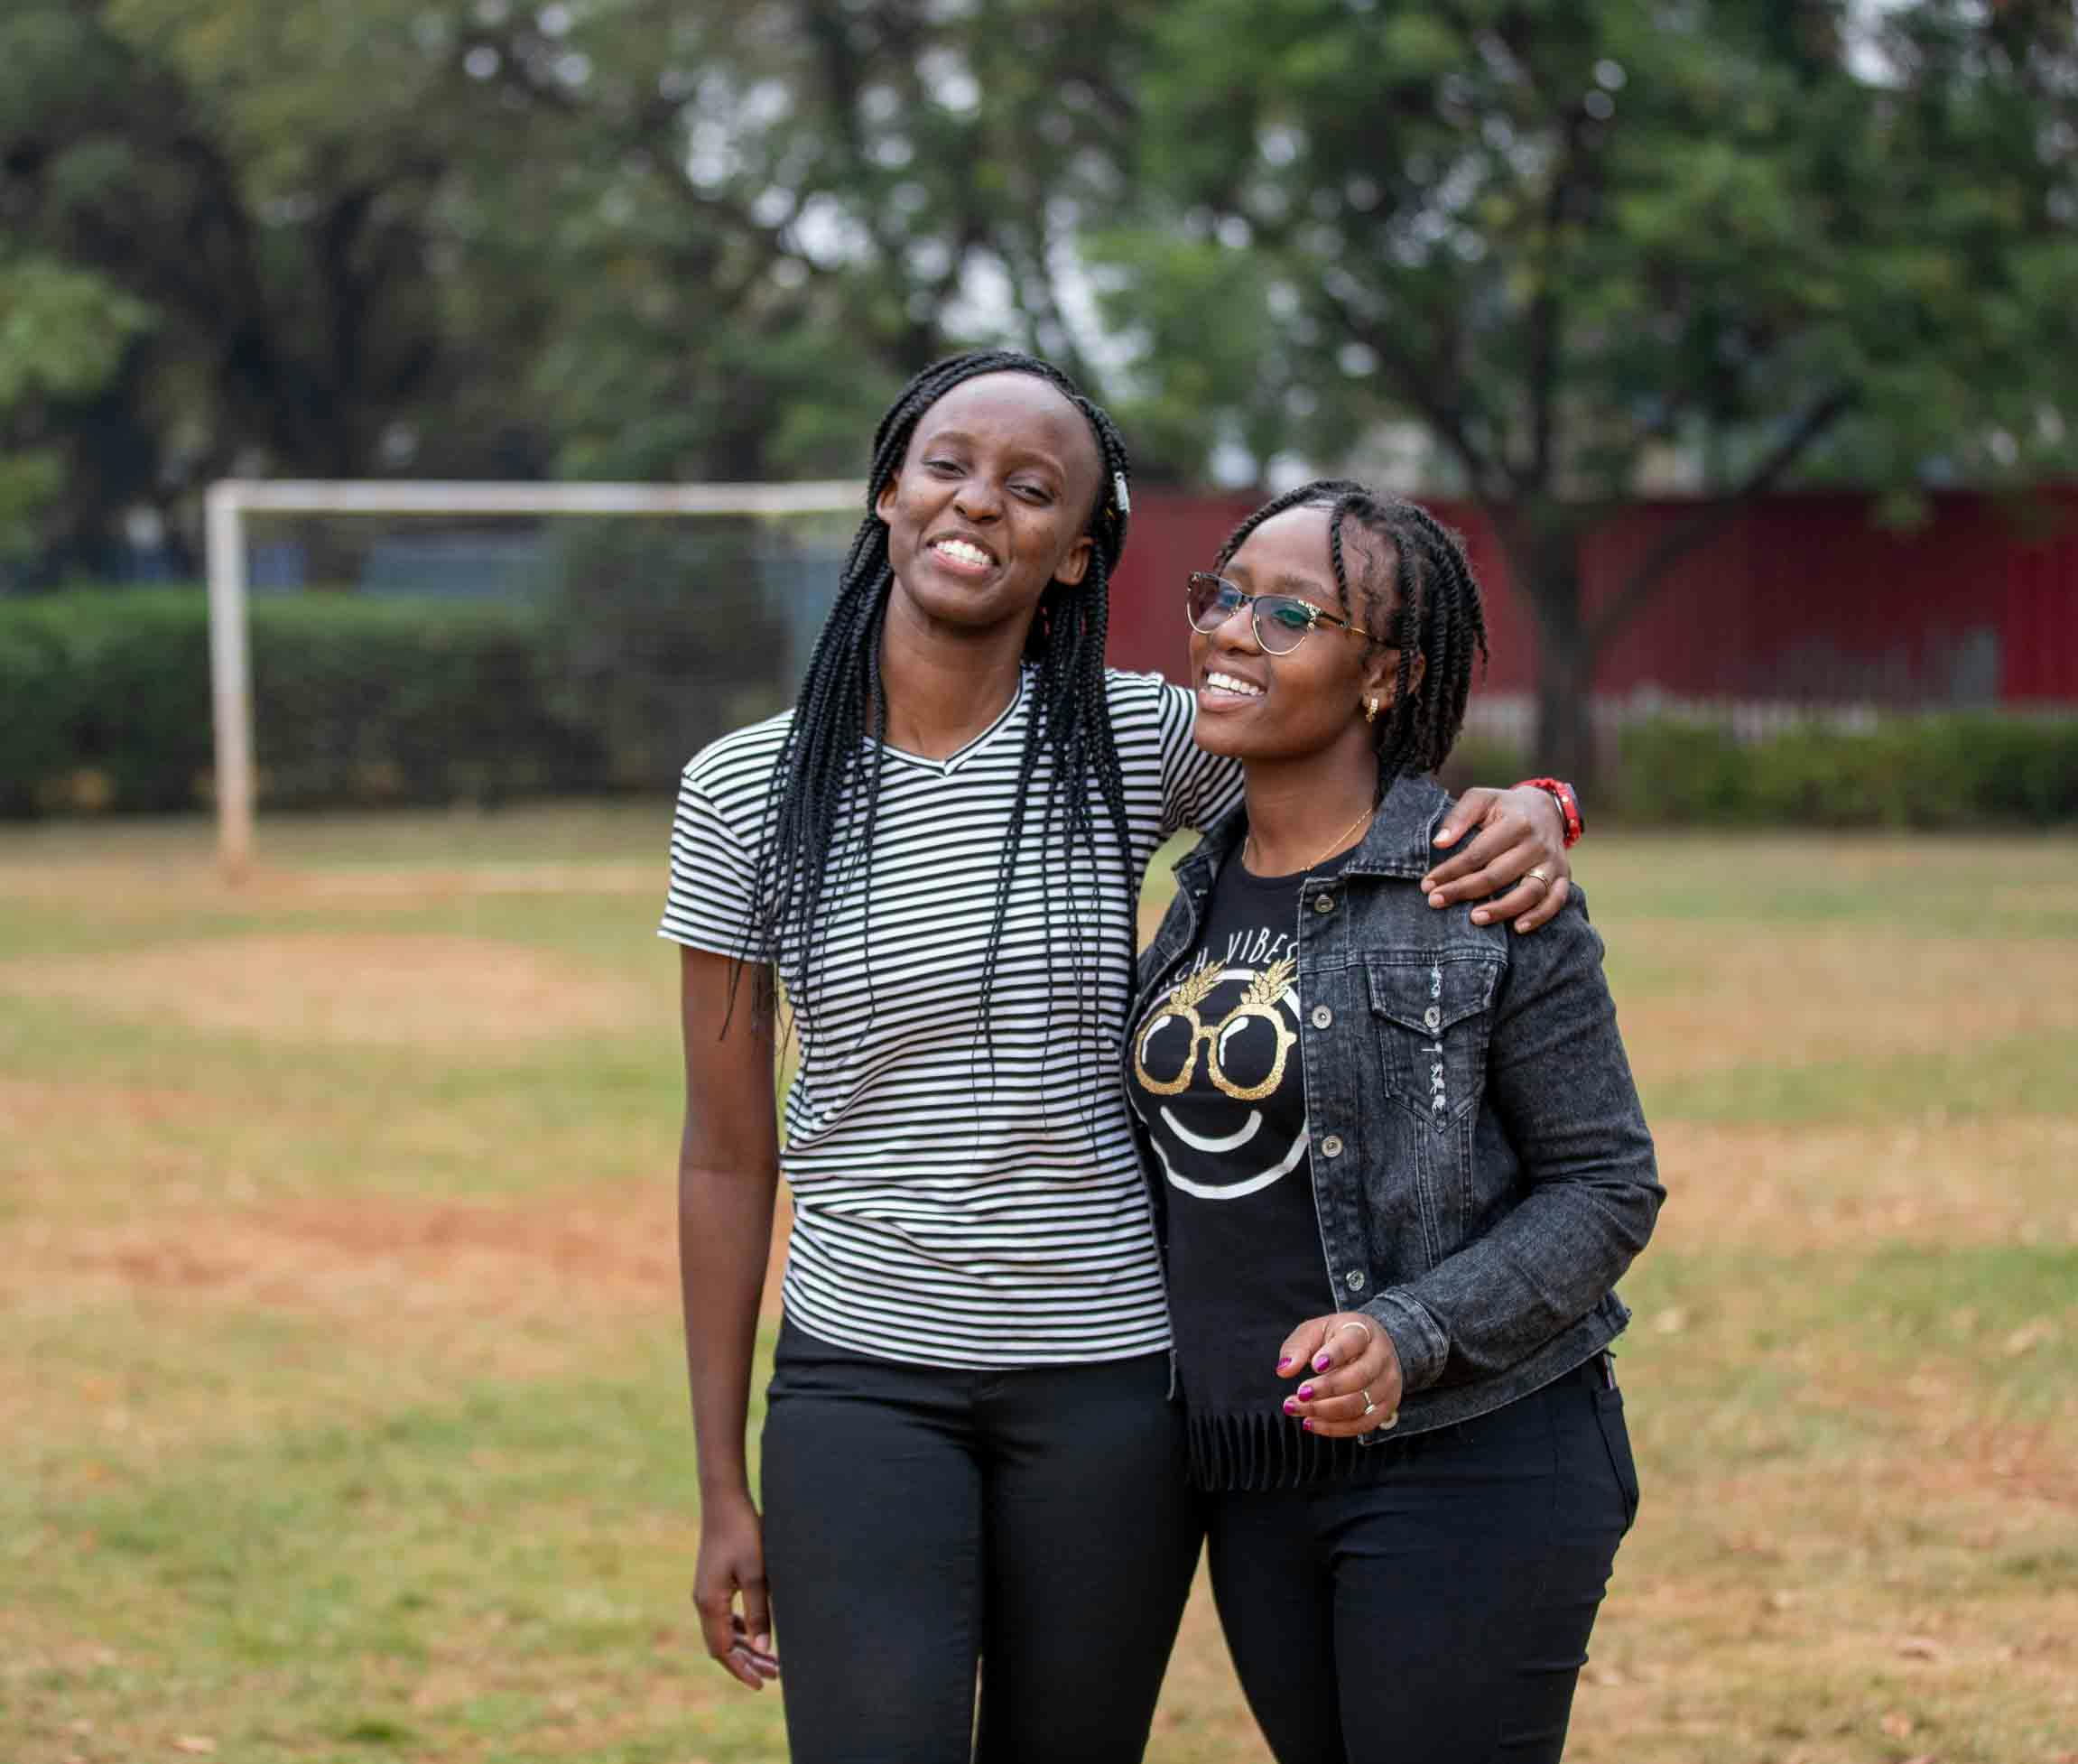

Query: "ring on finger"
<box><xmin>1333</xmin><ymin>1319</ymin><xmax>1374</xmax><ymax>1350</ymax></box>
<box><xmin>1360</xmin><ymin>1388</ymin><xmax>1375</xmax><ymax>1415</ymax></box>
<box><xmin>1524</xmin><ymin>865</ymin><xmax>1553</xmax><ymax>890</ymax></box>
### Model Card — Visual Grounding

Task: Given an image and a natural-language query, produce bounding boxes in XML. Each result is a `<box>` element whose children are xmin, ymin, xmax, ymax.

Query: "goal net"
<box><xmin>204</xmin><ymin>479</ymin><xmax>865</xmax><ymax>875</ymax></box>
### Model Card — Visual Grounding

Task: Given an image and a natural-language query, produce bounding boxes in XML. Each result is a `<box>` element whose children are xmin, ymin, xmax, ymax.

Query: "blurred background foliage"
<box><xmin>2</xmin><ymin>0</ymin><xmax>2074</xmax><ymax>794</ymax></box>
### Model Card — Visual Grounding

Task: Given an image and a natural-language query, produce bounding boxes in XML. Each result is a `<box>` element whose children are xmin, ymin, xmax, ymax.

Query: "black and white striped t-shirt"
<box><xmin>661</xmin><ymin>667</ymin><xmax>1240</xmax><ymax>1368</ymax></box>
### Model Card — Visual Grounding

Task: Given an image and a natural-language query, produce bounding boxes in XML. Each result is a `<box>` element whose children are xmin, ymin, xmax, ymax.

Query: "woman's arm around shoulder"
<box><xmin>1419</xmin><ymin>781</ymin><xmax>1581</xmax><ymax>932</ymax></box>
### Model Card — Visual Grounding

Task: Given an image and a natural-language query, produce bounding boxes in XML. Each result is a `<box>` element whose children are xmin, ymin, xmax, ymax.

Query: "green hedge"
<box><xmin>1616</xmin><ymin>714</ymin><xmax>2078</xmax><ymax>827</ymax></box>
<box><xmin>7</xmin><ymin>590</ymin><xmax>2074</xmax><ymax>825</ymax></box>
<box><xmin>0</xmin><ymin>587</ymin><xmax>784</xmax><ymax>817</ymax></box>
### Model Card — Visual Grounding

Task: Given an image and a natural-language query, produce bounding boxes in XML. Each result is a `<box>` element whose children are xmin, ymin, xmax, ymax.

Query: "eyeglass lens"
<box><xmin>1187</xmin><ymin>574</ymin><xmax>1316</xmax><ymax>655</ymax></box>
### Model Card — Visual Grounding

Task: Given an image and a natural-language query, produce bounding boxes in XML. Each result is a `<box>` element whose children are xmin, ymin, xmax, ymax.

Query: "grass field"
<box><xmin>4</xmin><ymin>804</ymin><xmax>2075</xmax><ymax>1764</ymax></box>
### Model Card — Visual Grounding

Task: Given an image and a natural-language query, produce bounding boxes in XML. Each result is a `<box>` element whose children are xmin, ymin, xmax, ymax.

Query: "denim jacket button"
<box><xmin>1319</xmin><ymin>1133</ymin><xmax>1344</xmax><ymax>1157</ymax></box>
<box><xmin>1346</xmin><ymin>1270</ymin><xmax>1367</xmax><ymax>1292</ymax></box>
<box><xmin>1313</xmin><ymin>893</ymin><xmax>1334</xmax><ymax>914</ymax></box>
<box><xmin>1311</xmin><ymin>1005</ymin><xmax>1333</xmax><ymax>1030</ymax></box>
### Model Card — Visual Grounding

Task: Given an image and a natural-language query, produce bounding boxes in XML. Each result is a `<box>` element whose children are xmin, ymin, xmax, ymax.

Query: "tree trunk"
<box><xmin>1534</xmin><ymin>602</ymin><xmax>1598</xmax><ymax>800</ymax></box>
<box><xmin>1494</xmin><ymin>507</ymin><xmax>1601</xmax><ymax>801</ymax></box>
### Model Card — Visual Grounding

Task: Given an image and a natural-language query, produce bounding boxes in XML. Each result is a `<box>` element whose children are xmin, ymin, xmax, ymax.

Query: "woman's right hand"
<box><xmin>694</xmin><ymin>1491</ymin><xmax>779</xmax><ymax>1689</ymax></box>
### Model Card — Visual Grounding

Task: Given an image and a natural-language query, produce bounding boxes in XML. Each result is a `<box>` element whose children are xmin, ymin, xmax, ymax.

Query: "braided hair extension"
<box><xmin>1214</xmin><ymin>479</ymin><xmax>1489</xmax><ymax>783</ymax></box>
<box><xmin>733</xmin><ymin>351</ymin><xmax>1136</xmax><ymax>1064</ymax></box>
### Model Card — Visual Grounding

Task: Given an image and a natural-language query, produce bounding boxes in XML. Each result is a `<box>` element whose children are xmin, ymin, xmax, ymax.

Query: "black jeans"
<box><xmin>758</xmin><ymin>1319</ymin><xmax>1203</xmax><ymax>1764</ymax></box>
<box><xmin>1204</xmin><ymin>1357</ymin><xmax>1639</xmax><ymax>1764</ymax></box>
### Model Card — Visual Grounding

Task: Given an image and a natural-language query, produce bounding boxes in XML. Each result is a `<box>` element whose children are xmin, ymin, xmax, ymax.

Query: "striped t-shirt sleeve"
<box><xmin>1152</xmin><ymin>678</ymin><xmax>1245</xmax><ymax>837</ymax></box>
<box><xmin>660</xmin><ymin>765</ymin><xmax>764</xmax><ymax>962</ymax></box>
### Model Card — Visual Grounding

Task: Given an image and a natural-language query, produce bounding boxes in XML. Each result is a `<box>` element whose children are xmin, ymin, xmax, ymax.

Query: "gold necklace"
<box><xmin>1246</xmin><ymin>798</ymin><xmax>1378</xmax><ymax>876</ymax></box>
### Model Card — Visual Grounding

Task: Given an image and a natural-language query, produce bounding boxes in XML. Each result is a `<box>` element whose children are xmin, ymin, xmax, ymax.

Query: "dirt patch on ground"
<box><xmin>1653</xmin><ymin>1115</ymin><xmax>2078</xmax><ymax>1251</ymax></box>
<box><xmin>1617</xmin><ymin>927</ymin><xmax>2078</xmax><ymax>1082</ymax></box>
<box><xmin>15</xmin><ymin>1181</ymin><xmax>793</xmax><ymax>1323</ymax></box>
<box><xmin>43</xmin><ymin>1186</ymin><xmax>671</xmax><ymax>1314</ymax></box>
<box><xmin>0</xmin><ymin>933</ymin><xmax>657</xmax><ymax>1044</ymax></box>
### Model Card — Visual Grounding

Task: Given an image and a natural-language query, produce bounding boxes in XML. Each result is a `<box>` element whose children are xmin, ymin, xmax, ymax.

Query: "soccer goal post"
<box><xmin>204</xmin><ymin>478</ymin><xmax>864</xmax><ymax>879</ymax></box>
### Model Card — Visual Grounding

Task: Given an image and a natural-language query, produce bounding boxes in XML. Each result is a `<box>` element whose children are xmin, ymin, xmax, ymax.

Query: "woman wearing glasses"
<box><xmin>662</xmin><ymin>354</ymin><xmax>1579</xmax><ymax>1764</ymax></box>
<box><xmin>1127</xmin><ymin>481</ymin><xmax>1658</xmax><ymax>1764</ymax></box>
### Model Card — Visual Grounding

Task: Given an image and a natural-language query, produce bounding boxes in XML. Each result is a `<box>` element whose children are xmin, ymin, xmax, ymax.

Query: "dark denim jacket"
<box><xmin>1127</xmin><ymin>773</ymin><xmax>1664</xmax><ymax>1440</ymax></box>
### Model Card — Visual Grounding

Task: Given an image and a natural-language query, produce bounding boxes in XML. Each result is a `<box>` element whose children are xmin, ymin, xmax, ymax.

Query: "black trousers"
<box><xmin>758</xmin><ymin>1319</ymin><xmax>1203</xmax><ymax>1764</ymax></box>
<box><xmin>1204</xmin><ymin>1358</ymin><xmax>1639</xmax><ymax>1764</ymax></box>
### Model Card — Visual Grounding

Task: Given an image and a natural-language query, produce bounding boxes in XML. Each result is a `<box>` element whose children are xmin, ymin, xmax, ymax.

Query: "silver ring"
<box><xmin>1333</xmin><ymin>1320</ymin><xmax>1374</xmax><ymax>1349</ymax></box>
<box><xmin>1360</xmin><ymin>1389</ymin><xmax>1376</xmax><ymax>1416</ymax></box>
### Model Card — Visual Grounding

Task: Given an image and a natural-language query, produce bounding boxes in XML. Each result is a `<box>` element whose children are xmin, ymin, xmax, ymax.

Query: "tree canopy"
<box><xmin>1092</xmin><ymin>0</ymin><xmax>2078</xmax><ymax>775</ymax></box>
<box><xmin>5</xmin><ymin>0</ymin><xmax>2074</xmax><ymax>772</ymax></box>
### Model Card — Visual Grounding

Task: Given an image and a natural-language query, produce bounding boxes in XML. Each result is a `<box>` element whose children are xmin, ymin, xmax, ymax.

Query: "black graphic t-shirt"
<box><xmin>1129</xmin><ymin>847</ymin><xmax>1387</xmax><ymax>1490</ymax></box>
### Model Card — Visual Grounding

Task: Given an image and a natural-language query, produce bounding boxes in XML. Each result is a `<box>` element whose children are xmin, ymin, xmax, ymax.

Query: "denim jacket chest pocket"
<box><xmin>1364</xmin><ymin>950</ymin><xmax>1505</xmax><ymax>1128</ymax></box>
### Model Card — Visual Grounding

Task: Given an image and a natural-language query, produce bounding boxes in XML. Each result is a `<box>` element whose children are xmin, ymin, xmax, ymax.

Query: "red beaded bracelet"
<box><xmin>1516</xmin><ymin>777</ymin><xmax>1584</xmax><ymax>849</ymax></box>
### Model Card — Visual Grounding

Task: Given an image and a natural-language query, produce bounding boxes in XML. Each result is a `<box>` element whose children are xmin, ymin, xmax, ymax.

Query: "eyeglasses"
<box><xmin>1186</xmin><ymin>571</ymin><xmax>1372</xmax><ymax>657</ymax></box>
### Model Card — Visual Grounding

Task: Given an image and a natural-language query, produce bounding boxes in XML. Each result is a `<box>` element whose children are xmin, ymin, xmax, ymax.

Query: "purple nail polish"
<box><xmin>1298</xmin><ymin>1384</ymin><xmax>1314</xmax><ymax>1401</ymax></box>
<box><xmin>1313</xmin><ymin>1353</ymin><xmax>1331</xmax><ymax>1372</ymax></box>
<box><xmin>1282</xmin><ymin>1397</ymin><xmax>1298</xmax><ymax>1416</ymax></box>
<box><xmin>1302</xmin><ymin>1417</ymin><xmax>1314</xmax><ymax>1431</ymax></box>
<box><xmin>1276</xmin><ymin>1356</ymin><xmax>1293</xmax><ymax>1371</ymax></box>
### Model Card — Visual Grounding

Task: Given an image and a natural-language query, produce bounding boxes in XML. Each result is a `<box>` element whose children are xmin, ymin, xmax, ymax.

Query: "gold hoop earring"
<box><xmin>1364</xmin><ymin>697</ymin><xmax>1379</xmax><ymax>724</ymax></box>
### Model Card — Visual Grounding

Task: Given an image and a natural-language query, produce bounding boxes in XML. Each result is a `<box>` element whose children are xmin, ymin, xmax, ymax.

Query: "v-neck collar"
<box><xmin>873</xmin><ymin>668</ymin><xmax>1030</xmax><ymax>777</ymax></box>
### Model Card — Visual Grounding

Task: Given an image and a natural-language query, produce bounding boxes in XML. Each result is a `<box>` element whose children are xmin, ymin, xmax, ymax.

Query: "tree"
<box><xmin>1091</xmin><ymin>0</ymin><xmax>2078</xmax><ymax>786</ymax></box>
<box><xmin>0</xmin><ymin>256</ymin><xmax>153</xmax><ymax>575</ymax></box>
<box><xmin>0</xmin><ymin>0</ymin><xmax>1164</xmax><ymax>570</ymax></box>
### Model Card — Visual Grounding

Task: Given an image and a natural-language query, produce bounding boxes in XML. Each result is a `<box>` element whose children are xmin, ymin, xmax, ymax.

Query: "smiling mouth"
<box><xmin>1202</xmin><ymin>669</ymin><xmax>1264</xmax><ymax>700</ymax></box>
<box><xmin>928</xmin><ymin>536</ymin><xmax>997</xmax><ymax>574</ymax></box>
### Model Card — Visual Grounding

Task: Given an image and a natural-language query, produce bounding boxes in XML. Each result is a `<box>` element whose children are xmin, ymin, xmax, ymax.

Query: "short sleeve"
<box><xmin>658</xmin><ymin>766</ymin><xmax>765</xmax><ymax>961</ymax></box>
<box><xmin>1155</xmin><ymin>680</ymin><xmax>1244</xmax><ymax>837</ymax></box>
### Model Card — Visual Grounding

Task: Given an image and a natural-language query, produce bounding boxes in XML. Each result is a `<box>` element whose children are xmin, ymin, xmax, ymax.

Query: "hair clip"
<box><xmin>1112</xmin><ymin>471</ymin><xmax>1131</xmax><ymax>518</ymax></box>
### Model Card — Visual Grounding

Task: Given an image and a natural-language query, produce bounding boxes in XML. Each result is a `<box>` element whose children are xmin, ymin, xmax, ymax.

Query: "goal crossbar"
<box><xmin>204</xmin><ymin>478</ymin><xmax>866</xmax><ymax>878</ymax></box>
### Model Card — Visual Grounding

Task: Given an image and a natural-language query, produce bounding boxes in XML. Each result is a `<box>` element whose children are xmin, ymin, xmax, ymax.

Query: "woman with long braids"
<box><xmin>1127</xmin><ymin>481</ymin><xmax>1658</xmax><ymax>1764</ymax></box>
<box><xmin>661</xmin><ymin>355</ymin><xmax>1578</xmax><ymax>1762</ymax></box>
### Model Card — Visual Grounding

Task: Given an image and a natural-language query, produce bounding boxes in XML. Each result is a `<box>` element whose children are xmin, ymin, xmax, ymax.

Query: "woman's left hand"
<box><xmin>1276</xmin><ymin>1312</ymin><xmax>1405</xmax><ymax>1438</ymax></box>
<box><xmin>1421</xmin><ymin>785</ymin><xmax>1571</xmax><ymax>933</ymax></box>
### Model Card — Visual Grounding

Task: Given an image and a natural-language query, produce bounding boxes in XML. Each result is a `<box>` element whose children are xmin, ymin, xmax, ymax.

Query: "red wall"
<box><xmin>1107</xmin><ymin>486</ymin><xmax>2078</xmax><ymax>705</ymax></box>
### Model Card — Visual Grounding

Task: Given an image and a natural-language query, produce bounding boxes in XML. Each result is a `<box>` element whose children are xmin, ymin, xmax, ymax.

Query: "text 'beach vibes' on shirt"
<box><xmin>660</xmin><ymin>667</ymin><xmax>1240</xmax><ymax>1369</ymax></box>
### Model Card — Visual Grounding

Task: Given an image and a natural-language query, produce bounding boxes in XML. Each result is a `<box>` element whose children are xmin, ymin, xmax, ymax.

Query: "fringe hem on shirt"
<box><xmin>1187</xmin><ymin>1407</ymin><xmax>1377</xmax><ymax>1492</ymax></box>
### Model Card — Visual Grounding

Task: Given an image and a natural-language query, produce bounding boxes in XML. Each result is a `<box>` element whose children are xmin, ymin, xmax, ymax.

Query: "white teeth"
<box><xmin>1206</xmin><ymin>671</ymin><xmax>1263</xmax><ymax>697</ymax></box>
<box><xmin>932</xmin><ymin>538</ymin><xmax>993</xmax><ymax>567</ymax></box>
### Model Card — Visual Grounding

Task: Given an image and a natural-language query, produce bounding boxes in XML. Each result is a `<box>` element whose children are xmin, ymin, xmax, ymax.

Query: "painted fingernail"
<box><xmin>1302</xmin><ymin>1417</ymin><xmax>1315</xmax><ymax>1431</ymax></box>
<box><xmin>1313</xmin><ymin>1353</ymin><xmax>1331</xmax><ymax>1372</ymax></box>
<box><xmin>1276</xmin><ymin>1356</ymin><xmax>1293</xmax><ymax>1371</ymax></box>
<box><xmin>1298</xmin><ymin>1385</ymin><xmax>1315</xmax><ymax>1401</ymax></box>
<box><xmin>1283</xmin><ymin>1397</ymin><xmax>1299</xmax><ymax>1416</ymax></box>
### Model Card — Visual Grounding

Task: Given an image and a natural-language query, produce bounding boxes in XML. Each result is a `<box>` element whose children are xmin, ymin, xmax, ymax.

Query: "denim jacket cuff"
<box><xmin>1362</xmin><ymin>1289</ymin><xmax>1450</xmax><ymax>1393</ymax></box>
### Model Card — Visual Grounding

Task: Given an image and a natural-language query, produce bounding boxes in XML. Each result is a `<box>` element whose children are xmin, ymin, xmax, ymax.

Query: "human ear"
<box><xmin>1052</xmin><ymin>533</ymin><xmax>1093</xmax><ymax>589</ymax></box>
<box><xmin>1361</xmin><ymin>644</ymin><xmax>1411</xmax><ymax>706</ymax></box>
<box><xmin>874</xmin><ymin>473</ymin><xmax>901</xmax><ymax>523</ymax></box>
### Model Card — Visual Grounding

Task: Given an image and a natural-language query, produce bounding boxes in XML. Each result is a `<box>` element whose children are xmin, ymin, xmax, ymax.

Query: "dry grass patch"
<box><xmin>23</xmin><ymin>1183</ymin><xmax>790</xmax><ymax>1325</ymax></box>
<box><xmin>41</xmin><ymin>1187</ymin><xmax>677</xmax><ymax>1315</ymax></box>
<box><xmin>0</xmin><ymin>933</ymin><xmax>657</xmax><ymax>1045</ymax></box>
<box><xmin>2</xmin><ymin>1182</ymin><xmax>793</xmax><ymax>1453</ymax></box>
<box><xmin>0</xmin><ymin>1075</ymin><xmax>238</xmax><ymax>1219</ymax></box>
<box><xmin>1617</xmin><ymin>928</ymin><xmax>2078</xmax><ymax>1082</ymax></box>
<box><xmin>1572</xmin><ymin>1447</ymin><xmax>2078</xmax><ymax>1764</ymax></box>
<box><xmin>1652</xmin><ymin>1116</ymin><xmax>2078</xmax><ymax>1252</ymax></box>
